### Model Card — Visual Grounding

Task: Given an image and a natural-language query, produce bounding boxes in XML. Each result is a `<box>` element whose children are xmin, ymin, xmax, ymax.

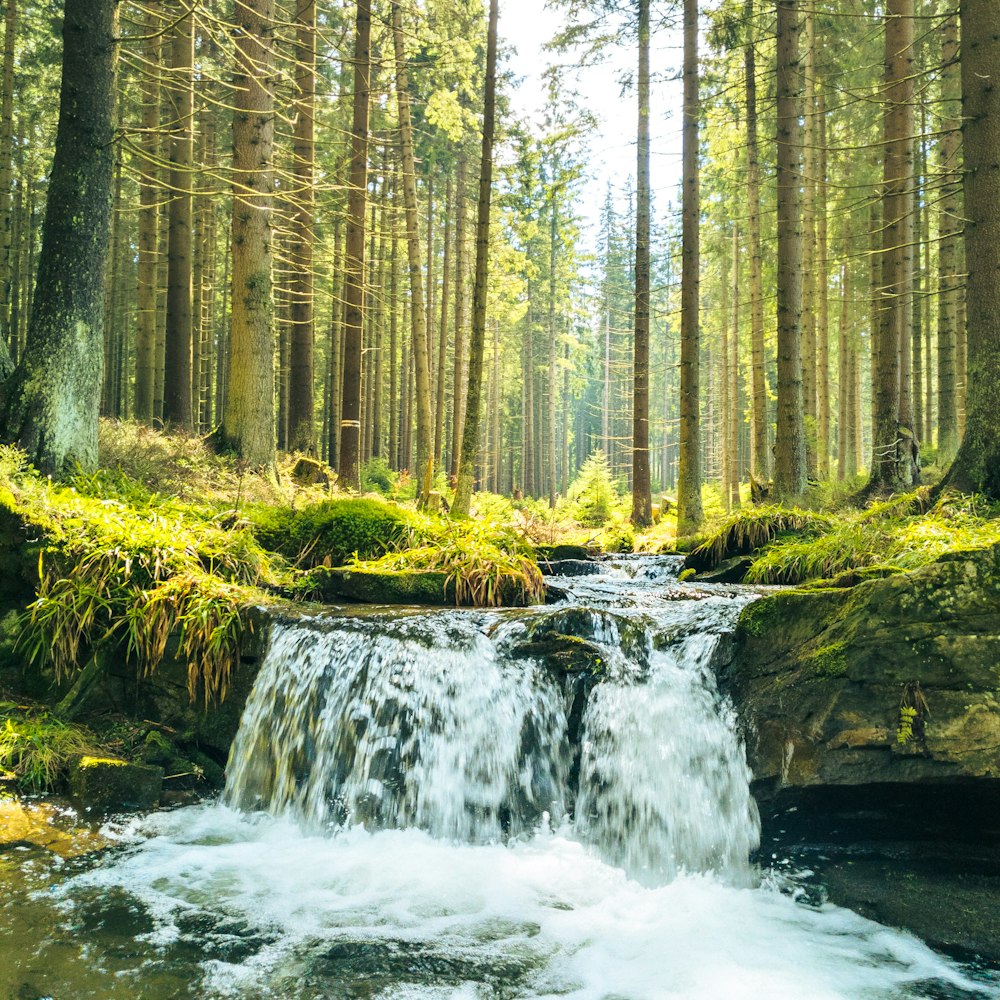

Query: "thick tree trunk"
<box><xmin>676</xmin><ymin>0</ymin><xmax>702</xmax><ymax>534</ymax></box>
<box><xmin>452</xmin><ymin>0</ymin><xmax>498</xmax><ymax>519</ymax></box>
<box><xmin>337</xmin><ymin>0</ymin><xmax>371</xmax><ymax>489</ymax></box>
<box><xmin>631</xmin><ymin>0</ymin><xmax>652</xmax><ymax>527</ymax></box>
<box><xmin>0</xmin><ymin>0</ymin><xmax>118</xmax><ymax>475</ymax></box>
<box><xmin>744</xmin><ymin>0</ymin><xmax>768</xmax><ymax>483</ymax></box>
<box><xmin>940</xmin><ymin>0</ymin><xmax>1000</xmax><ymax>496</ymax></box>
<box><xmin>288</xmin><ymin>0</ymin><xmax>317</xmax><ymax>454</ymax></box>
<box><xmin>219</xmin><ymin>0</ymin><xmax>276</xmax><ymax>468</ymax></box>
<box><xmin>773</xmin><ymin>0</ymin><xmax>807</xmax><ymax>500</ymax></box>
<box><xmin>163</xmin><ymin>5</ymin><xmax>194</xmax><ymax>429</ymax></box>
<box><xmin>801</xmin><ymin>9</ymin><xmax>817</xmax><ymax>476</ymax></box>
<box><xmin>867</xmin><ymin>0</ymin><xmax>919</xmax><ymax>494</ymax></box>
<box><xmin>936</xmin><ymin>11</ymin><xmax>961</xmax><ymax>465</ymax></box>
<box><xmin>392</xmin><ymin>1</ymin><xmax>435</xmax><ymax>503</ymax></box>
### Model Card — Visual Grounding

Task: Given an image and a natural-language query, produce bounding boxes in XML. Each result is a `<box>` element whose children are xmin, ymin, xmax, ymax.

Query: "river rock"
<box><xmin>721</xmin><ymin>542</ymin><xmax>1000</xmax><ymax>803</ymax></box>
<box><xmin>69</xmin><ymin>756</ymin><xmax>163</xmax><ymax>814</ymax></box>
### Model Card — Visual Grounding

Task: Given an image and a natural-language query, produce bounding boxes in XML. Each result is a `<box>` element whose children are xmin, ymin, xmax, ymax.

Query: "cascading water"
<box><xmin>225</xmin><ymin>614</ymin><xmax>571</xmax><ymax>842</ymax></box>
<box><xmin>12</xmin><ymin>556</ymin><xmax>998</xmax><ymax>999</ymax></box>
<box><xmin>224</xmin><ymin>593</ymin><xmax>758</xmax><ymax>884</ymax></box>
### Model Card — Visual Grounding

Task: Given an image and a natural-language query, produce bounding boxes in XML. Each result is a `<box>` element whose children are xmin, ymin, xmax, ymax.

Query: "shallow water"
<box><xmin>1</xmin><ymin>556</ymin><xmax>997</xmax><ymax>999</ymax></box>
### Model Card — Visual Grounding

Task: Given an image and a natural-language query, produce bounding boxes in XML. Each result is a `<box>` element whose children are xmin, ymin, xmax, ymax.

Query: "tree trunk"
<box><xmin>547</xmin><ymin>190</ymin><xmax>558</xmax><ymax>508</ymax></box>
<box><xmin>867</xmin><ymin>0</ymin><xmax>919</xmax><ymax>494</ymax></box>
<box><xmin>744</xmin><ymin>0</ymin><xmax>768</xmax><ymax>483</ymax></box>
<box><xmin>936</xmin><ymin>11</ymin><xmax>961</xmax><ymax>465</ymax></box>
<box><xmin>816</xmin><ymin>88</ymin><xmax>831</xmax><ymax>479</ymax></box>
<box><xmin>631</xmin><ymin>0</ymin><xmax>653</xmax><ymax>527</ymax></box>
<box><xmin>0</xmin><ymin>0</ymin><xmax>16</xmax><ymax>350</ymax></box>
<box><xmin>0</xmin><ymin>0</ymin><xmax>118</xmax><ymax>475</ymax></box>
<box><xmin>801</xmin><ymin>8</ymin><xmax>817</xmax><ymax>476</ymax></box>
<box><xmin>837</xmin><ymin>263</ymin><xmax>853</xmax><ymax>479</ymax></box>
<box><xmin>676</xmin><ymin>0</ymin><xmax>703</xmax><ymax>534</ymax></box>
<box><xmin>392</xmin><ymin>1</ymin><xmax>435</xmax><ymax>503</ymax></box>
<box><xmin>337</xmin><ymin>0</ymin><xmax>371</xmax><ymax>489</ymax></box>
<box><xmin>288</xmin><ymin>0</ymin><xmax>317</xmax><ymax>454</ymax></box>
<box><xmin>163</xmin><ymin>4</ymin><xmax>194</xmax><ymax>429</ymax></box>
<box><xmin>452</xmin><ymin>0</ymin><xmax>498</xmax><ymax>519</ymax></box>
<box><xmin>134</xmin><ymin>9</ymin><xmax>159</xmax><ymax>423</ymax></box>
<box><xmin>450</xmin><ymin>155</ymin><xmax>468</xmax><ymax>482</ymax></box>
<box><xmin>219</xmin><ymin>0</ymin><xmax>276</xmax><ymax>468</ymax></box>
<box><xmin>773</xmin><ymin>0</ymin><xmax>807</xmax><ymax>500</ymax></box>
<box><xmin>434</xmin><ymin>174</ymin><xmax>452</xmax><ymax>468</ymax></box>
<box><xmin>940</xmin><ymin>0</ymin><xmax>1000</xmax><ymax>496</ymax></box>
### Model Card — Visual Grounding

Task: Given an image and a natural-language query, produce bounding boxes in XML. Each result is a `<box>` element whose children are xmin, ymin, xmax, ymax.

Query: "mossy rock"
<box><xmin>139</xmin><ymin>730</ymin><xmax>224</xmax><ymax>789</ymax></box>
<box><xmin>536</xmin><ymin>544</ymin><xmax>596</xmax><ymax>563</ymax></box>
<box><xmin>290</xmin><ymin>456</ymin><xmax>332</xmax><ymax>487</ymax></box>
<box><xmin>249</xmin><ymin>498</ymin><xmax>411</xmax><ymax>568</ymax></box>
<box><xmin>722</xmin><ymin>541</ymin><xmax>1000</xmax><ymax>800</ymax></box>
<box><xmin>510</xmin><ymin>634</ymin><xmax>607</xmax><ymax>676</ymax></box>
<box><xmin>69</xmin><ymin>756</ymin><xmax>163</xmax><ymax>814</ymax></box>
<box><xmin>309</xmin><ymin>567</ymin><xmax>456</xmax><ymax>606</ymax></box>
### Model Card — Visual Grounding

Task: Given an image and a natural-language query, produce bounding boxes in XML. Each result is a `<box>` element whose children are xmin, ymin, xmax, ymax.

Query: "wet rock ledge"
<box><xmin>721</xmin><ymin>541</ymin><xmax>1000</xmax><ymax>961</ymax></box>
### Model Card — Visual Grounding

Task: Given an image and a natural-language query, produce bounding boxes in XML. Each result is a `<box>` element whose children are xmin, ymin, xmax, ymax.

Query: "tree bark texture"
<box><xmin>220</xmin><ymin>0</ymin><xmax>277</xmax><ymax>468</ymax></box>
<box><xmin>288</xmin><ymin>0</ymin><xmax>317</xmax><ymax>454</ymax></box>
<box><xmin>773</xmin><ymin>0</ymin><xmax>807</xmax><ymax>500</ymax></box>
<box><xmin>452</xmin><ymin>0</ymin><xmax>498</xmax><ymax>519</ymax></box>
<box><xmin>337</xmin><ymin>0</ymin><xmax>371</xmax><ymax>489</ymax></box>
<box><xmin>631</xmin><ymin>0</ymin><xmax>652</xmax><ymax>528</ymax></box>
<box><xmin>0</xmin><ymin>0</ymin><xmax>118</xmax><ymax>475</ymax></box>
<box><xmin>677</xmin><ymin>0</ymin><xmax>703</xmax><ymax>533</ymax></box>
<box><xmin>942</xmin><ymin>0</ymin><xmax>1000</xmax><ymax>496</ymax></box>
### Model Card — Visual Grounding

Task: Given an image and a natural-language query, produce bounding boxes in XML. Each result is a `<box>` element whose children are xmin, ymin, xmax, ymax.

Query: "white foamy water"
<box><xmin>71</xmin><ymin>805</ymin><xmax>991</xmax><ymax>1000</ymax></box>
<box><xmin>50</xmin><ymin>559</ymin><xmax>1000</xmax><ymax>998</ymax></box>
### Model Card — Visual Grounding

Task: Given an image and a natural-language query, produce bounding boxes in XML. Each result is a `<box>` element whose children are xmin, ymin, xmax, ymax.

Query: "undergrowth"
<box><xmin>0</xmin><ymin>446</ymin><xmax>278</xmax><ymax>705</ymax></box>
<box><xmin>745</xmin><ymin>490</ymin><xmax>1000</xmax><ymax>584</ymax></box>
<box><xmin>351</xmin><ymin>516</ymin><xmax>545</xmax><ymax>607</ymax></box>
<box><xmin>689</xmin><ymin>505</ymin><xmax>833</xmax><ymax>571</ymax></box>
<box><xmin>0</xmin><ymin>701</ymin><xmax>102</xmax><ymax>792</ymax></box>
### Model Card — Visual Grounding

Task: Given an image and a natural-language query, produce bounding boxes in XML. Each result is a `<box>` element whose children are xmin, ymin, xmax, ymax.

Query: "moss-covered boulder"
<box><xmin>535</xmin><ymin>544</ymin><xmax>596</xmax><ymax>563</ymax></box>
<box><xmin>722</xmin><ymin>541</ymin><xmax>1000</xmax><ymax>799</ymax></box>
<box><xmin>510</xmin><ymin>633</ymin><xmax>607</xmax><ymax>677</ymax></box>
<box><xmin>248</xmin><ymin>498</ymin><xmax>411</xmax><ymax>568</ymax></box>
<box><xmin>309</xmin><ymin>567</ymin><xmax>456</xmax><ymax>606</ymax></box>
<box><xmin>69</xmin><ymin>756</ymin><xmax>163</xmax><ymax>814</ymax></box>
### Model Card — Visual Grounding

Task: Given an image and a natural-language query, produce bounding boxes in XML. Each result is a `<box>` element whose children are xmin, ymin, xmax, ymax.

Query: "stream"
<box><xmin>1</xmin><ymin>556</ymin><xmax>998</xmax><ymax>999</ymax></box>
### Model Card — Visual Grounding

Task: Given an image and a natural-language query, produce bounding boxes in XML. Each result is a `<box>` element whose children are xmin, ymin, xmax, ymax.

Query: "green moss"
<box><xmin>739</xmin><ymin>596</ymin><xmax>782</xmax><ymax>638</ymax></box>
<box><xmin>744</xmin><ymin>490</ymin><xmax>1000</xmax><ymax>586</ymax></box>
<box><xmin>248</xmin><ymin>498</ymin><xmax>412</xmax><ymax>568</ymax></box>
<box><xmin>803</xmin><ymin>642</ymin><xmax>849</xmax><ymax>677</ymax></box>
<box><xmin>77</xmin><ymin>755</ymin><xmax>127</xmax><ymax>769</ymax></box>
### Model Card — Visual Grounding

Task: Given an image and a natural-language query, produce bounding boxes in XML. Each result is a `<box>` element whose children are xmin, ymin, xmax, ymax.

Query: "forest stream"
<box><xmin>1</xmin><ymin>557</ymin><xmax>998</xmax><ymax>999</ymax></box>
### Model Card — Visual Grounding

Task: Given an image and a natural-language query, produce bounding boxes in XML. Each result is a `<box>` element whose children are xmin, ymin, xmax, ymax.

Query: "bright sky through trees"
<box><xmin>504</xmin><ymin>0</ymin><xmax>684</xmax><ymax>241</ymax></box>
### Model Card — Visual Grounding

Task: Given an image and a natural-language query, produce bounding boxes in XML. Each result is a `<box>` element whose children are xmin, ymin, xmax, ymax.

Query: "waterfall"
<box><xmin>50</xmin><ymin>558</ymin><xmax>992</xmax><ymax>999</ymax></box>
<box><xmin>225</xmin><ymin>588</ymin><xmax>760</xmax><ymax>884</ymax></box>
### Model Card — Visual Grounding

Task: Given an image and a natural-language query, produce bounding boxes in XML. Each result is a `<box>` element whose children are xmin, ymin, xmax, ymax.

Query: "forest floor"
<box><xmin>0</xmin><ymin>421</ymin><xmax>998</xmax><ymax>797</ymax></box>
